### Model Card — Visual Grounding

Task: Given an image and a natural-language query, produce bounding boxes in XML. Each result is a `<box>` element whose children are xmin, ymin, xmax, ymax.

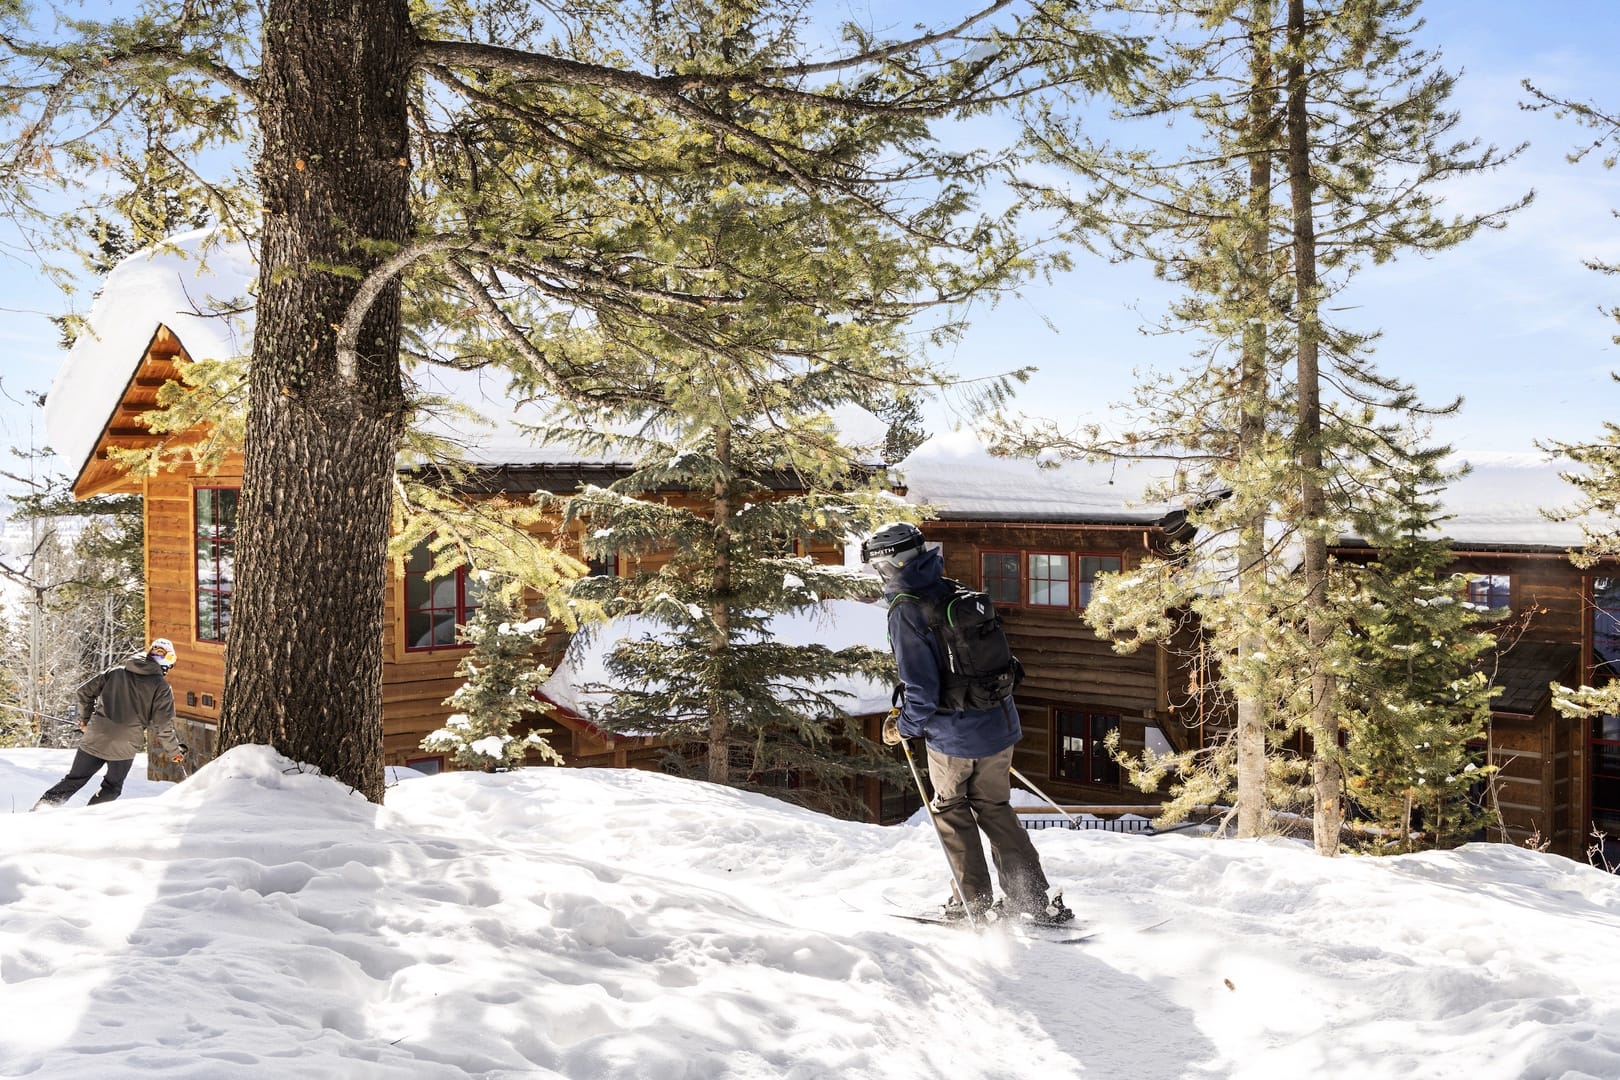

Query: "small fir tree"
<box><xmin>421</xmin><ymin>589</ymin><xmax>562</xmax><ymax>772</ymax></box>
<box><xmin>1333</xmin><ymin>465</ymin><xmax>1500</xmax><ymax>853</ymax></box>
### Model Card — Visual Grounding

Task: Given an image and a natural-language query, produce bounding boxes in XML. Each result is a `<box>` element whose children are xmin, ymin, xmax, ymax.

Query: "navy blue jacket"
<box><xmin>885</xmin><ymin>546</ymin><xmax>1021</xmax><ymax>758</ymax></box>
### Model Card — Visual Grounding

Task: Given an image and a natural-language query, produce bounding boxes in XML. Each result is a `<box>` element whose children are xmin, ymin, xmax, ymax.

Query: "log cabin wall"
<box><xmin>143</xmin><ymin>461</ymin><xmax>239</xmax><ymax>775</ymax></box>
<box><xmin>142</xmin><ymin>461</ymin><xmax>855</xmax><ymax>774</ymax></box>
<box><xmin>1447</xmin><ymin>551</ymin><xmax>1583</xmax><ymax>645</ymax></box>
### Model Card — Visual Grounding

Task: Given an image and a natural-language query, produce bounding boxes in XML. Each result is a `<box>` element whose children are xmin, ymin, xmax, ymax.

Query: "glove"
<box><xmin>882</xmin><ymin>709</ymin><xmax>903</xmax><ymax>746</ymax></box>
<box><xmin>172</xmin><ymin>742</ymin><xmax>189</xmax><ymax>764</ymax></box>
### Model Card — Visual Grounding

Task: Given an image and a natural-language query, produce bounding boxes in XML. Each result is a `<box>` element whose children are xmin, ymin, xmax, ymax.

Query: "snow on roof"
<box><xmin>1424</xmin><ymin>451</ymin><xmax>1586</xmax><ymax>550</ymax></box>
<box><xmin>897</xmin><ymin>433</ymin><xmax>1591</xmax><ymax>549</ymax></box>
<box><xmin>540</xmin><ymin>597</ymin><xmax>893</xmax><ymax>719</ymax></box>
<box><xmin>894</xmin><ymin>428</ymin><xmax>1178</xmax><ymax>523</ymax></box>
<box><xmin>43</xmin><ymin>228</ymin><xmax>255</xmax><ymax>481</ymax></box>
<box><xmin>41</xmin><ymin>234</ymin><xmax>1595</xmax><ymax>551</ymax></box>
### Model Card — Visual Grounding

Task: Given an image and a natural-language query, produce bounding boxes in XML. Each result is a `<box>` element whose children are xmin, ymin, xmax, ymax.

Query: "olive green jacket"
<box><xmin>76</xmin><ymin>656</ymin><xmax>180</xmax><ymax>763</ymax></box>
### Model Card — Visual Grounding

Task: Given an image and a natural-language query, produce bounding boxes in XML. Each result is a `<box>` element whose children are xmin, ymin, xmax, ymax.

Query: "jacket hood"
<box><xmin>883</xmin><ymin>544</ymin><xmax>944</xmax><ymax>597</ymax></box>
<box><xmin>123</xmin><ymin>655</ymin><xmax>166</xmax><ymax>676</ymax></box>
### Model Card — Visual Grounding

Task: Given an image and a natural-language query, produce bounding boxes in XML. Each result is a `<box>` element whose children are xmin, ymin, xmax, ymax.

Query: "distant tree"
<box><xmin>0</xmin><ymin>448</ymin><xmax>145</xmax><ymax>745</ymax></box>
<box><xmin>0</xmin><ymin>0</ymin><xmax>1141</xmax><ymax>801</ymax></box>
<box><xmin>1000</xmin><ymin>0</ymin><xmax>1524</xmax><ymax>852</ymax></box>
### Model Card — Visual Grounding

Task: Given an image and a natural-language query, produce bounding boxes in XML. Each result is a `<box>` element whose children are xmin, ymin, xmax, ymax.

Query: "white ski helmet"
<box><xmin>147</xmin><ymin>638</ymin><xmax>178</xmax><ymax>671</ymax></box>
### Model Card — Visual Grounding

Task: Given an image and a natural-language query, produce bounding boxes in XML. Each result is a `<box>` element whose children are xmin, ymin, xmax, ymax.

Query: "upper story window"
<box><xmin>981</xmin><ymin>551</ymin><xmax>1019</xmax><ymax>605</ymax></box>
<box><xmin>1079</xmin><ymin>555</ymin><xmax>1122</xmax><ymax>607</ymax></box>
<box><xmin>1027</xmin><ymin>552</ymin><xmax>1070</xmax><ymax>607</ymax></box>
<box><xmin>1465</xmin><ymin>574</ymin><xmax>1512</xmax><ymax>611</ymax></box>
<box><xmin>978</xmin><ymin>550</ymin><xmax>1123</xmax><ymax>610</ymax></box>
<box><xmin>195</xmin><ymin>487</ymin><xmax>238</xmax><ymax>643</ymax></box>
<box><xmin>404</xmin><ymin>544</ymin><xmax>482</xmax><ymax>651</ymax></box>
<box><xmin>1592</xmin><ymin>576</ymin><xmax>1620</xmax><ymax>684</ymax></box>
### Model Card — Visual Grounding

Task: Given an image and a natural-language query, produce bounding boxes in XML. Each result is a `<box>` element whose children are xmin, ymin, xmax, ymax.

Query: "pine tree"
<box><xmin>421</xmin><ymin>590</ymin><xmax>562</xmax><ymax>772</ymax></box>
<box><xmin>0</xmin><ymin>443</ymin><xmax>146</xmax><ymax>745</ymax></box>
<box><xmin>999</xmin><ymin>0</ymin><xmax>1524</xmax><ymax>851</ymax></box>
<box><xmin>1333</xmin><ymin>459</ymin><xmax>1500</xmax><ymax>853</ymax></box>
<box><xmin>0</xmin><ymin>1</ymin><xmax>1143</xmax><ymax>799</ymax></box>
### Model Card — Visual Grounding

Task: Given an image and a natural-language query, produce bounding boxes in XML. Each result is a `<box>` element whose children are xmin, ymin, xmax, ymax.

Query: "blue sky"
<box><xmin>1</xmin><ymin>0</ymin><xmax>1616</xmax><ymax>477</ymax></box>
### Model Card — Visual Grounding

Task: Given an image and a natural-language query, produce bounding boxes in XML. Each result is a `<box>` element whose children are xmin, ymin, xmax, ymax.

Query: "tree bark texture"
<box><xmin>219</xmin><ymin>0</ymin><xmax>412</xmax><ymax>803</ymax></box>
<box><xmin>1286</xmin><ymin>0</ymin><xmax>1342</xmax><ymax>856</ymax></box>
<box><xmin>1235</xmin><ymin>0</ymin><xmax>1278</xmax><ymax>840</ymax></box>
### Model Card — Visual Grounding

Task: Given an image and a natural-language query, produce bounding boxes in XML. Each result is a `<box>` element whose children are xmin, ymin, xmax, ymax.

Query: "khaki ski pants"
<box><xmin>925</xmin><ymin>743</ymin><xmax>1050</xmax><ymax>912</ymax></box>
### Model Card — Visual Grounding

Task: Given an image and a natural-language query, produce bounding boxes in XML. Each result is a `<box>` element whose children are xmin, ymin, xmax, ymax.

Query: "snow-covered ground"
<box><xmin>4</xmin><ymin>745</ymin><xmax>1620</xmax><ymax>1080</ymax></box>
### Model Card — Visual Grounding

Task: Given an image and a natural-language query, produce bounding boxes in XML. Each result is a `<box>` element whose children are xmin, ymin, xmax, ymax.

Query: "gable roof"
<box><xmin>44</xmin><ymin>230</ymin><xmax>254</xmax><ymax>497</ymax></box>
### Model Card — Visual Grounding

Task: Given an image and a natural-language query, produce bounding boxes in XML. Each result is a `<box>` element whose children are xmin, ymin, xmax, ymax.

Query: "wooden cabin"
<box><xmin>42</xmin><ymin>232</ymin><xmax>875</xmax><ymax>792</ymax></box>
<box><xmin>58</xmin><ymin>343</ymin><xmax>855</xmax><ymax>780</ymax></box>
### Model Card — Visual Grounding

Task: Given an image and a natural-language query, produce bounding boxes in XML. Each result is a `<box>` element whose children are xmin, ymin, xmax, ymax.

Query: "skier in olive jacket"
<box><xmin>34</xmin><ymin>638</ymin><xmax>186</xmax><ymax>809</ymax></box>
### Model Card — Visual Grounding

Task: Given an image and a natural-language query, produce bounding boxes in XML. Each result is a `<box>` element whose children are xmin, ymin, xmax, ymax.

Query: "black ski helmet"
<box><xmin>861</xmin><ymin>522</ymin><xmax>925</xmax><ymax>569</ymax></box>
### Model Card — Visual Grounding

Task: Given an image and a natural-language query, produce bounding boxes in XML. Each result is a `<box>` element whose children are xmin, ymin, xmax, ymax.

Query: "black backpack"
<box><xmin>892</xmin><ymin>579</ymin><xmax>1024</xmax><ymax>710</ymax></box>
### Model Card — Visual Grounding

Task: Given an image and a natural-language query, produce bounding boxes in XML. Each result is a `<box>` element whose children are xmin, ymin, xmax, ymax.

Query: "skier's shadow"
<box><xmin>993</xmin><ymin>933</ymin><xmax>1220</xmax><ymax>1080</ymax></box>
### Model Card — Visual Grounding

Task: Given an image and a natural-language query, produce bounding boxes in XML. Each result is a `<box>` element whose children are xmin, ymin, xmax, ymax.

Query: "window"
<box><xmin>1079</xmin><ymin>555</ymin><xmax>1122</xmax><ymax>608</ymax></box>
<box><xmin>1053</xmin><ymin>709</ymin><xmax>1122</xmax><ymax>786</ymax></box>
<box><xmin>404</xmin><ymin>543</ymin><xmax>482</xmax><ymax>651</ymax></box>
<box><xmin>1027</xmin><ymin>553</ymin><xmax>1070</xmax><ymax>607</ymax></box>
<box><xmin>1465</xmin><ymin>574</ymin><xmax>1511</xmax><ymax>610</ymax></box>
<box><xmin>195</xmin><ymin>487</ymin><xmax>238</xmax><ymax>643</ymax></box>
<box><xmin>1589</xmin><ymin>578</ymin><xmax>1620</xmax><ymax>841</ymax></box>
<box><xmin>586</xmin><ymin>551</ymin><xmax>619</xmax><ymax>577</ymax></box>
<box><xmin>981</xmin><ymin>551</ymin><xmax>1019</xmax><ymax>605</ymax></box>
<box><xmin>403</xmin><ymin>756</ymin><xmax>443</xmax><ymax>776</ymax></box>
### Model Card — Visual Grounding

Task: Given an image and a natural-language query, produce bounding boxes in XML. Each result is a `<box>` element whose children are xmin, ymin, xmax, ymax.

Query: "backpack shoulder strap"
<box><xmin>887</xmin><ymin>591</ymin><xmax>942</xmax><ymax>630</ymax></box>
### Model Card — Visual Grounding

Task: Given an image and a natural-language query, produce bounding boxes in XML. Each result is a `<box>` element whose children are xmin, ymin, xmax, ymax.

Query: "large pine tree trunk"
<box><xmin>1286</xmin><ymin>0</ymin><xmax>1342</xmax><ymax>856</ymax></box>
<box><xmin>1234</xmin><ymin>0</ymin><xmax>1278</xmax><ymax>840</ymax></box>
<box><xmin>218</xmin><ymin>0</ymin><xmax>412</xmax><ymax>802</ymax></box>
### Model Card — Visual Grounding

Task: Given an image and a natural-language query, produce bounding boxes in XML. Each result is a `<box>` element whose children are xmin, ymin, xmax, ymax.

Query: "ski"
<box><xmin>886</xmin><ymin>910</ymin><xmax>1095</xmax><ymax>944</ymax></box>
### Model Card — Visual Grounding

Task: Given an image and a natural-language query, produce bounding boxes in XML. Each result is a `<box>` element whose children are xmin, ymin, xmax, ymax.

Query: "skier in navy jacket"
<box><xmin>865</xmin><ymin>522</ymin><xmax>1072</xmax><ymax>924</ymax></box>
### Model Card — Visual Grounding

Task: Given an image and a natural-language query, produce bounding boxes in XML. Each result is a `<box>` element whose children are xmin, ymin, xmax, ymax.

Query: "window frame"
<box><xmin>976</xmin><ymin>547</ymin><xmax>1124</xmax><ymax>612</ymax></box>
<box><xmin>402</xmin><ymin>544</ymin><xmax>481</xmax><ymax>654</ymax></box>
<box><xmin>1051</xmin><ymin>707</ymin><xmax>1123</xmax><ymax>787</ymax></box>
<box><xmin>1464</xmin><ymin>573</ymin><xmax>1512</xmax><ymax>612</ymax></box>
<box><xmin>1025</xmin><ymin>550</ymin><xmax>1072</xmax><ymax>608</ymax></box>
<box><xmin>194</xmin><ymin>486</ymin><xmax>239</xmax><ymax>644</ymax></box>
<box><xmin>1078</xmin><ymin>554</ymin><xmax>1123</xmax><ymax>609</ymax></box>
<box><xmin>979</xmin><ymin>550</ymin><xmax>1021</xmax><ymax>606</ymax></box>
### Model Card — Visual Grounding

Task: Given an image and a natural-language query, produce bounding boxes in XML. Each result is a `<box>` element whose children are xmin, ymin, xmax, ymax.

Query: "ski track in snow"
<box><xmin>4</xmin><ymin>745</ymin><xmax>1620</xmax><ymax>1079</ymax></box>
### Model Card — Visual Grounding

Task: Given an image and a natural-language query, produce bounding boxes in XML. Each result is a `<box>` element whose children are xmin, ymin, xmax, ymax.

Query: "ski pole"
<box><xmin>901</xmin><ymin>734</ymin><xmax>982</xmax><ymax>928</ymax></box>
<box><xmin>1009</xmin><ymin>765</ymin><xmax>1082</xmax><ymax>829</ymax></box>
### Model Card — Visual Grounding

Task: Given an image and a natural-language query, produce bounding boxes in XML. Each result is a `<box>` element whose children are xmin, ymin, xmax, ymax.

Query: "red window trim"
<box><xmin>1025</xmin><ymin>550</ymin><xmax>1072</xmax><ymax>608</ymax></box>
<box><xmin>977</xmin><ymin>548</ymin><xmax>1126</xmax><ymax>611</ymax></box>
<box><xmin>403</xmin><ymin>554</ymin><xmax>479</xmax><ymax>654</ymax></box>
<box><xmin>979</xmin><ymin>549</ymin><xmax>1021</xmax><ymax>606</ymax></box>
<box><xmin>194</xmin><ymin>486</ymin><xmax>237</xmax><ymax>644</ymax></box>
